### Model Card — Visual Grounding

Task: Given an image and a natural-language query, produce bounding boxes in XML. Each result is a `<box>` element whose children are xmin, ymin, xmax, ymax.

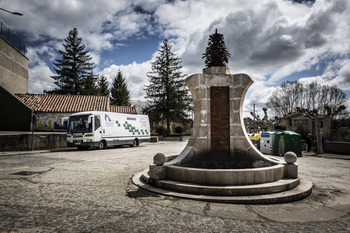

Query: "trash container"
<box><xmin>273</xmin><ymin>131</ymin><xmax>302</xmax><ymax>157</ymax></box>
<box><xmin>260</xmin><ymin>131</ymin><xmax>277</xmax><ymax>154</ymax></box>
<box><xmin>248</xmin><ymin>133</ymin><xmax>261</xmax><ymax>149</ymax></box>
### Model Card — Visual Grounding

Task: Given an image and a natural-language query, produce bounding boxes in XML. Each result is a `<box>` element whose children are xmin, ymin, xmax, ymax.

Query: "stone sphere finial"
<box><xmin>153</xmin><ymin>153</ymin><xmax>166</xmax><ymax>166</ymax></box>
<box><xmin>284</xmin><ymin>151</ymin><xmax>297</xmax><ymax>164</ymax></box>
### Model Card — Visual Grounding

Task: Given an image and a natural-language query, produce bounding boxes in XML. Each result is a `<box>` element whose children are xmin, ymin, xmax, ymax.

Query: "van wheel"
<box><xmin>99</xmin><ymin>141</ymin><xmax>106</xmax><ymax>149</ymax></box>
<box><xmin>131</xmin><ymin>139</ymin><xmax>138</xmax><ymax>147</ymax></box>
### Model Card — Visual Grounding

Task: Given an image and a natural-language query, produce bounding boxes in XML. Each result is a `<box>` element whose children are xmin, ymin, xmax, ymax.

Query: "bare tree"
<box><xmin>267</xmin><ymin>81</ymin><xmax>347</xmax><ymax>120</ymax></box>
<box><xmin>267</xmin><ymin>81</ymin><xmax>303</xmax><ymax>118</ymax></box>
<box><xmin>250</xmin><ymin>107</ymin><xmax>279</xmax><ymax>131</ymax></box>
<box><xmin>132</xmin><ymin>100</ymin><xmax>147</xmax><ymax>115</ymax></box>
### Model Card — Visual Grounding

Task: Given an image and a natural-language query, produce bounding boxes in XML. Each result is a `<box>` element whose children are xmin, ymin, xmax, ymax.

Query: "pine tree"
<box><xmin>46</xmin><ymin>28</ymin><xmax>95</xmax><ymax>95</ymax></box>
<box><xmin>110</xmin><ymin>70</ymin><xmax>131</xmax><ymax>106</ymax></box>
<box><xmin>97</xmin><ymin>75</ymin><xmax>110</xmax><ymax>96</ymax></box>
<box><xmin>80</xmin><ymin>71</ymin><xmax>98</xmax><ymax>95</ymax></box>
<box><xmin>144</xmin><ymin>39</ymin><xmax>192</xmax><ymax>136</ymax></box>
<box><xmin>202</xmin><ymin>29</ymin><xmax>231</xmax><ymax>67</ymax></box>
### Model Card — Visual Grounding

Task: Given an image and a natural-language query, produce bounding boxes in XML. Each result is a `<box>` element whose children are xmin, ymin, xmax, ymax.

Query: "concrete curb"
<box><xmin>0</xmin><ymin>148</ymin><xmax>74</xmax><ymax>157</ymax></box>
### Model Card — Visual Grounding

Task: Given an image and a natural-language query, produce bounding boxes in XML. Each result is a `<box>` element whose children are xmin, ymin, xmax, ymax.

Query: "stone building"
<box><xmin>275</xmin><ymin>112</ymin><xmax>331</xmax><ymax>139</ymax></box>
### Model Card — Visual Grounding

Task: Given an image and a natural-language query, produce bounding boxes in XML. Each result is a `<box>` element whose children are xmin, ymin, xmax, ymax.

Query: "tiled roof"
<box><xmin>15</xmin><ymin>94</ymin><xmax>138</xmax><ymax>114</ymax></box>
<box><xmin>283</xmin><ymin>112</ymin><xmax>301</xmax><ymax>119</ymax></box>
<box><xmin>14</xmin><ymin>94</ymin><xmax>127</xmax><ymax>114</ymax></box>
<box><xmin>109</xmin><ymin>105</ymin><xmax>138</xmax><ymax>114</ymax></box>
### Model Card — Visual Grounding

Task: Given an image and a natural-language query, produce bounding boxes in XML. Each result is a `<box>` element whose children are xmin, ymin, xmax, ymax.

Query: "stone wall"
<box><xmin>35</xmin><ymin>113</ymin><xmax>70</xmax><ymax>131</ymax></box>
<box><xmin>158</xmin><ymin>136</ymin><xmax>189</xmax><ymax>141</ymax></box>
<box><xmin>324</xmin><ymin>141</ymin><xmax>350</xmax><ymax>155</ymax></box>
<box><xmin>301</xmin><ymin>139</ymin><xmax>350</xmax><ymax>155</ymax></box>
<box><xmin>0</xmin><ymin>37</ymin><xmax>29</xmax><ymax>94</ymax></box>
<box><xmin>0</xmin><ymin>132</ymin><xmax>67</xmax><ymax>151</ymax></box>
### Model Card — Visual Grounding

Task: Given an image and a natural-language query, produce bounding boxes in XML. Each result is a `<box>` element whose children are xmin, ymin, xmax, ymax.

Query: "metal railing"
<box><xmin>0</xmin><ymin>21</ymin><xmax>26</xmax><ymax>55</ymax></box>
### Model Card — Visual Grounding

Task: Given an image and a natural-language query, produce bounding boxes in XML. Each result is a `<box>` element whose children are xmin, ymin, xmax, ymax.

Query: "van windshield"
<box><xmin>68</xmin><ymin>115</ymin><xmax>92</xmax><ymax>134</ymax></box>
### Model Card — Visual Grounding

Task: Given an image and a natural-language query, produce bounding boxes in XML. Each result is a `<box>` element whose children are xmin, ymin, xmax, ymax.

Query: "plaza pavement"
<box><xmin>0</xmin><ymin>141</ymin><xmax>349</xmax><ymax>232</ymax></box>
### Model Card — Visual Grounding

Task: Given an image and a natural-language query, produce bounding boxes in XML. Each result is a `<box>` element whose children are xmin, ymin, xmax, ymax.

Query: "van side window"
<box><xmin>95</xmin><ymin>116</ymin><xmax>101</xmax><ymax>130</ymax></box>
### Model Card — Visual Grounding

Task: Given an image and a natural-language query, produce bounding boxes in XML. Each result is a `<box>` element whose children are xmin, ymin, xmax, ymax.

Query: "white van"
<box><xmin>65</xmin><ymin>111</ymin><xmax>150</xmax><ymax>149</ymax></box>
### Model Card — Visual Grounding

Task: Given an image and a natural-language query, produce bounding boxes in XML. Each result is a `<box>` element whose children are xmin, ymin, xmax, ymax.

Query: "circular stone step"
<box><xmin>132</xmin><ymin>169</ymin><xmax>313</xmax><ymax>204</ymax></box>
<box><xmin>152</xmin><ymin>177</ymin><xmax>299</xmax><ymax>196</ymax></box>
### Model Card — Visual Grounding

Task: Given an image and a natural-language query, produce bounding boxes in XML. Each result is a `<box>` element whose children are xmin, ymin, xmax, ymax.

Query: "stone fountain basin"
<box><xmin>165</xmin><ymin>164</ymin><xmax>285</xmax><ymax>186</ymax></box>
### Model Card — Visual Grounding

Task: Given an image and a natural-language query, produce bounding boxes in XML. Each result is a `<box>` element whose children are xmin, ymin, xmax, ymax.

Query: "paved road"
<box><xmin>0</xmin><ymin>141</ymin><xmax>349</xmax><ymax>232</ymax></box>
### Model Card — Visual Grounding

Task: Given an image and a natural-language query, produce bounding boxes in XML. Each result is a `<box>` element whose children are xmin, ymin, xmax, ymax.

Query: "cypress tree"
<box><xmin>46</xmin><ymin>28</ymin><xmax>95</xmax><ymax>95</ymax></box>
<box><xmin>110</xmin><ymin>70</ymin><xmax>131</xmax><ymax>106</ymax></box>
<box><xmin>144</xmin><ymin>39</ymin><xmax>192</xmax><ymax>136</ymax></box>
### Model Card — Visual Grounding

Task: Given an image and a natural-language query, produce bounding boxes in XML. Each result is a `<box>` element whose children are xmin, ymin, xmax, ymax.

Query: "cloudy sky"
<box><xmin>1</xmin><ymin>0</ymin><xmax>350</xmax><ymax>117</ymax></box>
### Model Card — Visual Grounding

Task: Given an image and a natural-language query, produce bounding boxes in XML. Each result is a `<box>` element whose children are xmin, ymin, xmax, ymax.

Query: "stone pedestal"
<box><xmin>284</xmin><ymin>163</ymin><xmax>298</xmax><ymax>179</ymax></box>
<box><xmin>165</xmin><ymin>66</ymin><xmax>277</xmax><ymax>167</ymax></box>
<box><xmin>203</xmin><ymin>66</ymin><xmax>231</xmax><ymax>74</ymax></box>
<box><xmin>149</xmin><ymin>164</ymin><xmax>165</xmax><ymax>180</ymax></box>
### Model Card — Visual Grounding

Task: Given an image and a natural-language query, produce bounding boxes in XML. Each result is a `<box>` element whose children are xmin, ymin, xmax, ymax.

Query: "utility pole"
<box><xmin>253</xmin><ymin>103</ymin><xmax>257</xmax><ymax>122</ymax></box>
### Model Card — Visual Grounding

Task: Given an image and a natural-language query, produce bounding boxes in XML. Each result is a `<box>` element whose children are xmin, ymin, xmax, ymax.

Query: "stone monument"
<box><xmin>133</xmin><ymin>30</ymin><xmax>312</xmax><ymax>203</ymax></box>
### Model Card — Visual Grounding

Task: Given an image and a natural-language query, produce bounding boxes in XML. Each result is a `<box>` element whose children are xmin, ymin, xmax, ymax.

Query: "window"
<box><xmin>294</xmin><ymin>119</ymin><xmax>308</xmax><ymax>127</ymax></box>
<box><xmin>68</xmin><ymin>115</ymin><xmax>92</xmax><ymax>134</ymax></box>
<box><xmin>95</xmin><ymin>116</ymin><xmax>101</xmax><ymax>130</ymax></box>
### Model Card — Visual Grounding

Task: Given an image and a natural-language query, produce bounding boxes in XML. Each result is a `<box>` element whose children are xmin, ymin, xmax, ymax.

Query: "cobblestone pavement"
<box><xmin>0</xmin><ymin>141</ymin><xmax>349</xmax><ymax>232</ymax></box>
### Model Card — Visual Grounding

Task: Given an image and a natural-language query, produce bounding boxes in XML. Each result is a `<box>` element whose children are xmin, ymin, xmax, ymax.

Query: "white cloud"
<box><xmin>299</xmin><ymin>59</ymin><xmax>350</xmax><ymax>91</ymax></box>
<box><xmin>26</xmin><ymin>45</ymin><xmax>57</xmax><ymax>94</ymax></box>
<box><xmin>243</xmin><ymin>79</ymin><xmax>276</xmax><ymax>118</ymax></box>
<box><xmin>89</xmin><ymin>52</ymin><xmax>101</xmax><ymax>67</ymax></box>
<box><xmin>337</xmin><ymin>60</ymin><xmax>350</xmax><ymax>90</ymax></box>
<box><xmin>178</xmin><ymin>0</ymin><xmax>350</xmax><ymax>86</ymax></box>
<box><xmin>1</xmin><ymin>0</ymin><xmax>150</xmax><ymax>53</ymax></box>
<box><xmin>28</xmin><ymin>62</ymin><xmax>55</xmax><ymax>94</ymax></box>
<box><xmin>298</xmin><ymin>75</ymin><xmax>324</xmax><ymax>86</ymax></box>
<box><xmin>83</xmin><ymin>32</ymin><xmax>113</xmax><ymax>52</ymax></box>
<box><xmin>26</xmin><ymin>46</ymin><xmax>56</xmax><ymax>66</ymax></box>
<box><xmin>2</xmin><ymin>0</ymin><xmax>349</xmax><ymax>112</ymax></box>
<box><xmin>99</xmin><ymin>61</ymin><xmax>151</xmax><ymax>100</ymax></box>
<box><xmin>346</xmin><ymin>99</ymin><xmax>350</xmax><ymax>110</ymax></box>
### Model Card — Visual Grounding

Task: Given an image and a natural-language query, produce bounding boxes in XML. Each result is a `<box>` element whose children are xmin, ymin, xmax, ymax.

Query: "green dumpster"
<box><xmin>273</xmin><ymin>131</ymin><xmax>302</xmax><ymax>157</ymax></box>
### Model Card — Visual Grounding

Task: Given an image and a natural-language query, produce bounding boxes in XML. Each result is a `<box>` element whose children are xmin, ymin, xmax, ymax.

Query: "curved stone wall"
<box><xmin>165</xmin><ymin>164</ymin><xmax>285</xmax><ymax>185</ymax></box>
